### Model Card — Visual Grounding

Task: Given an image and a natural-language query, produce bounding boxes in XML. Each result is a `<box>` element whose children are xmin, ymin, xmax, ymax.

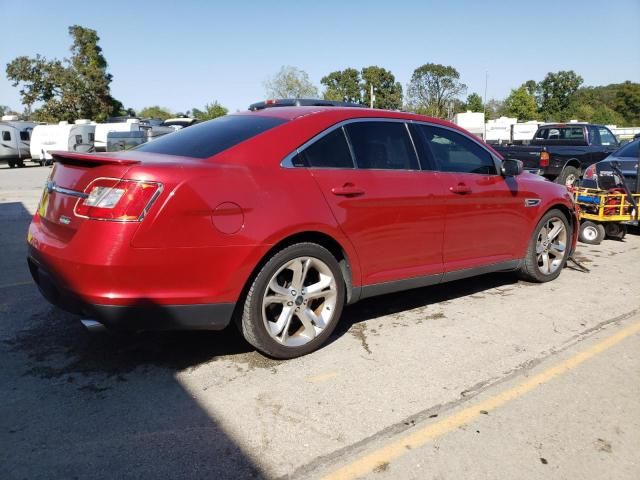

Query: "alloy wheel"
<box><xmin>535</xmin><ymin>217</ymin><xmax>568</xmax><ymax>275</ymax></box>
<box><xmin>261</xmin><ymin>256</ymin><xmax>338</xmax><ymax>347</ymax></box>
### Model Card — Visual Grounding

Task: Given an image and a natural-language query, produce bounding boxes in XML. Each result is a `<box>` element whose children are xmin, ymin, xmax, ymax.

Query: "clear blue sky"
<box><xmin>1</xmin><ymin>0</ymin><xmax>639</xmax><ymax>114</ymax></box>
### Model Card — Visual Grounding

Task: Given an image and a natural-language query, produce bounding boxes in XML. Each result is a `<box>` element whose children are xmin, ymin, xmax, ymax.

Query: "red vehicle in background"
<box><xmin>27</xmin><ymin>101</ymin><xmax>578</xmax><ymax>358</ymax></box>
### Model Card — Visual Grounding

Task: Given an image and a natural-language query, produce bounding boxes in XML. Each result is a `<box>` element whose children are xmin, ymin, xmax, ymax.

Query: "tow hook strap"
<box><xmin>567</xmin><ymin>256</ymin><xmax>590</xmax><ymax>273</ymax></box>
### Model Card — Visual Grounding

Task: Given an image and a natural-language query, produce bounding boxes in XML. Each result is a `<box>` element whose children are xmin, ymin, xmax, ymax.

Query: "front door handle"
<box><xmin>449</xmin><ymin>183</ymin><xmax>472</xmax><ymax>194</ymax></box>
<box><xmin>331</xmin><ymin>183</ymin><xmax>365</xmax><ymax>197</ymax></box>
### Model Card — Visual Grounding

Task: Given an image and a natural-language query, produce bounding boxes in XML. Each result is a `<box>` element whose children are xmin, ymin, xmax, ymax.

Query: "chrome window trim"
<box><xmin>281</xmin><ymin>117</ymin><xmax>503</xmax><ymax>175</ymax></box>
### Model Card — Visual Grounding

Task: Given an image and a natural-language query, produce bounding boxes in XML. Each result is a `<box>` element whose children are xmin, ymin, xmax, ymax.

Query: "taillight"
<box><xmin>583</xmin><ymin>164</ymin><xmax>596</xmax><ymax>180</ymax></box>
<box><xmin>540</xmin><ymin>151</ymin><xmax>550</xmax><ymax>167</ymax></box>
<box><xmin>74</xmin><ymin>178</ymin><xmax>162</xmax><ymax>221</ymax></box>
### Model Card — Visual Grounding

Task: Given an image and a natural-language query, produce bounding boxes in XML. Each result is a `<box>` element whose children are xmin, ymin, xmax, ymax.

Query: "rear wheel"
<box><xmin>7</xmin><ymin>160</ymin><xmax>16</xmax><ymax>168</ymax></box>
<box><xmin>239</xmin><ymin>243</ymin><xmax>345</xmax><ymax>359</ymax></box>
<box><xmin>579</xmin><ymin>221</ymin><xmax>605</xmax><ymax>245</ymax></box>
<box><xmin>519</xmin><ymin>209</ymin><xmax>571</xmax><ymax>282</ymax></box>
<box><xmin>604</xmin><ymin>223</ymin><xmax>627</xmax><ymax>241</ymax></box>
<box><xmin>556</xmin><ymin>166</ymin><xmax>580</xmax><ymax>187</ymax></box>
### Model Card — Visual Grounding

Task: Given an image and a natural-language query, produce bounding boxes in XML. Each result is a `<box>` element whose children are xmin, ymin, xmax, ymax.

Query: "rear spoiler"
<box><xmin>51</xmin><ymin>151</ymin><xmax>140</xmax><ymax>166</ymax></box>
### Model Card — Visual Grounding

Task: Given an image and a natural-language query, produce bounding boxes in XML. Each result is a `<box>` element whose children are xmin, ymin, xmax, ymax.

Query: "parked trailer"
<box><xmin>29</xmin><ymin>120</ymin><xmax>96</xmax><ymax>165</ymax></box>
<box><xmin>0</xmin><ymin>115</ymin><xmax>37</xmax><ymax>168</ymax></box>
<box><xmin>94</xmin><ymin>118</ymin><xmax>143</xmax><ymax>152</ymax></box>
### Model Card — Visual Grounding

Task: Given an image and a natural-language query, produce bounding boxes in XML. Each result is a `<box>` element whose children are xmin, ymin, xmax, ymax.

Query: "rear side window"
<box><xmin>418</xmin><ymin>125</ymin><xmax>497</xmax><ymax>175</ymax></box>
<box><xmin>300</xmin><ymin>128</ymin><xmax>354</xmax><ymax>168</ymax></box>
<box><xmin>2</xmin><ymin>131</ymin><xmax>10</xmax><ymax>141</ymax></box>
<box><xmin>88</xmin><ymin>132</ymin><xmax>95</xmax><ymax>142</ymax></box>
<box><xmin>614</xmin><ymin>140</ymin><xmax>639</xmax><ymax>158</ymax></box>
<box><xmin>75</xmin><ymin>134</ymin><xmax>83</xmax><ymax>144</ymax></box>
<box><xmin>345</xmin><ymin>122</ymin><xmax>419</xmax><ymax>170</ymax></box>
<box><xmin>135</xmin><ymin>115</ymin><xmax>286</xmax><ymax>159</ymax></box>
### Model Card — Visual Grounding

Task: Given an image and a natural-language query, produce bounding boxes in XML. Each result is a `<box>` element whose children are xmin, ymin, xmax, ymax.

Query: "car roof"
<box><xmin>236</xmin><ymin>106</ymin><xmax>459</xmax><ymax>128</ymax></box>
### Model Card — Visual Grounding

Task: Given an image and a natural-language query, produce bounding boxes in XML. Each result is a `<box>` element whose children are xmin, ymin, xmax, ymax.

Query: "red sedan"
<box><xmin>27</xmin><ymin>105</ymin><xmax>578</xmax><ymax>358</ymax></box>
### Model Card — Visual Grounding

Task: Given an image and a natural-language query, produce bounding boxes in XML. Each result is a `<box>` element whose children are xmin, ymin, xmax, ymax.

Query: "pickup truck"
<box><xmin>492</xmin><ymin>123</ymin><xmax>619</xmax><ymax>186</ymax></box>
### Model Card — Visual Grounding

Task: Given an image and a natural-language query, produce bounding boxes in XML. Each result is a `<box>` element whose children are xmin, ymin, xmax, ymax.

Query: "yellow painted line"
<box><xmin>0</xmin><ymin>280</ymin><xmax>33</xmax><ymax>289</ymax></box>
<box><xmin>323</xmin><ymin>318</ymin><xmax>640</xmax><ymax>480</ymax></box>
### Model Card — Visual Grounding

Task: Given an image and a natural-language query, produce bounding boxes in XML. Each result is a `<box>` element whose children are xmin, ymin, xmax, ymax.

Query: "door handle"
<box><xmin>449</xmin><ymin>183</ymin><xmax>472</xmax><ymax>194</ymax></box>
<box><xmin>331</xmin><ymin>183</ymin><xmax>365</xmax><ymax>197</ymax></box>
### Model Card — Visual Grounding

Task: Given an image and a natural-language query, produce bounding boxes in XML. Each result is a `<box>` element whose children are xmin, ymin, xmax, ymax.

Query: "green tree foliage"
<box><xmin>614</xmin><ymin>81</ymin><xmax>640</xmax><ymax>125</ymax></box>
<box><xmin>502</xmin><ymin>86</ymin><xmax>538</xmax><ymax>121</ymax></box>
<box><xmin>406</xmin><ymin>63</ymin><xmax>466</xmax><ymax>117</ymax></box>
<box><xmin>192</xmin><ymin>101</ymin><xmax>228</xmax><ymax>121</ymax></box>
<box><xmin>264</xmin><ymin>66</ymin><xmax>318</xmax><ymax>99</ymax></box>
<box><xmin>321</xmin><ymin>68</ymin><xmax>362</xmax><ymax>103</ymax></box>
<box><xmin>137</xmin><ymin>106</ymin><xmax>173</xmax><ymax>120</ymax></box>
<box><xmin>538</xmin><ymin>70</ymin><xmax>583</xmax><ymax>121</ymax></box>
<box><xmin>484</xmin><ymin>99</ymin><xmax>505</xmax><ymax>120</ymax></box>
<box><xmin>360</xmin><ymin>66</ymin><xmax>403</xmax><ymax>110</ymax></box>
<box><xmin>5</xmin><ymin>26</ymin><xmax>123</xmax><ymax>122</ymax></box>
<box><xmin>465</xmin><ymin>93</ymin><xmax>484</xmax><ymax>112</ymax></box>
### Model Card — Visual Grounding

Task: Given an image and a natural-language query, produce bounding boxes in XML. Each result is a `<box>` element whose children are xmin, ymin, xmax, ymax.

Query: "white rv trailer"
<box><xmin>94</xmin><ymin>118</ymin><xmax>143</xmax><ymax>152</ymax></box>
<box><xmin>0</xmin><ymin>115</ymin><xmax>37</xmax><ymax>168</ymax></box>
<box><xmin>94</xmin><ymin>118</ymin><xmax>174</xmax><ymax>152</ymax></box>
<box><xmin>29</xmin><ymin>120</ymin><xmax>96</xmax><ymax>165</ymax></box>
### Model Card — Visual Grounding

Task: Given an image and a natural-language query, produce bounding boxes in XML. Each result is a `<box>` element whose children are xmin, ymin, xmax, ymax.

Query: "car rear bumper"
<box><xmin>27</xmin><ymin>256</ymin><xmax>235</xmax><ymax>330</ymax></box>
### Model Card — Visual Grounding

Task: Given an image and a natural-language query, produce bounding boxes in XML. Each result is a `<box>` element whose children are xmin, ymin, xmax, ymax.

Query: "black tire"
<box><xmin>8</xmin><ymin>161</ymin><xmax>16</xmax><ymax>168</ymax></box>
<box><xmin>518</xmin><ymin>209</ymin><xmax>572</xmax><ymax>283</ymax></box>
<box><xmin>556</xmin><ymin>166</ymin><xmax>580</xmax><ymax>187</ymax></box>
<box><xmin>579</xmin><ymin>221</ymin><xmax>605</xmax><ymax>245</ymax></box>
<box><xmin>604</xmin><ymin>223</ymin><xmax>627</xmax><ymax>241</ymax></box>
<box><xmin>239</xmin><ymin>243</ymin><xmax>345</xmax><ymax>359</ymax></box>
<box><xmin>17</xmin><ymin>159</ymin><xmax>25</xmax><ymax>168</ymax></box>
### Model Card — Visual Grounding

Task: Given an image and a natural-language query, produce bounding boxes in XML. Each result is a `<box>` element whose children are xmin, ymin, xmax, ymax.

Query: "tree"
<box><xmin>6</xmin><ymin>26</ymin><xmax>123</xmax><ymax>122</ymax></box>
<box><xmin>361</xmin><ymin>66</ymin><xmax>402</xmax><ymax>110</ymax></box>
<box><xmin>321</xmin><ymin>68</ymin><xmax>362</xmax><ymax>103</ymax></box>
<box><xmin>484</xmin><ymin>99</ymin><xmax>505</xmax><ymax>120</ymax></box>
<box><xmin>538</xmin><ymin>70</ymin><xmax>583</xmax><ymax>121</ymax></box>
<box><xmin>192</xmin><ymin>101</ymin><xmax>228</xmax><ymax>121</ymax></box>
<box><xmin>138</xmin><ymin>106</ymin><xmax>173</xmax><ymax>120</ymax></box>
<box><xmin>465</xmin><ymin>93</ymin><xmax>484</xmax><ymax>112</ymax></box>
<box><xmin>614</xmin><ymin>81</ymin><xmax>640</xmax><ymax>125</ymax></box>
<box><xmin>502</xmin><ymin>86</ymin><xmax>538</xmax><ymax>121</ymax></box>
<box><xmin>264</xmin><ymin>66</ymin><xmax>318</xmax><ymax>99</ymax></box>
<box><xmin>591</xmin><ymin>106</ymin><xmax>624</xmax><ymax>125</ymax></box>
<box><xmin>406</xmin><ymin>63</ymin><xmax>466</xmax><ymax>118</ymax></box>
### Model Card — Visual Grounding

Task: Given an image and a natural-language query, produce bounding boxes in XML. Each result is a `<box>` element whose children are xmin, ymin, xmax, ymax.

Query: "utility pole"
<box><xmin>370</xmin><ymin>84</ymin><xmax>375</xmax><ymax>109</ymax></box>
<box><xmin>483</xmin><ymin>72</ymin><xmax>488</xmax><ymax>141</ymax></box>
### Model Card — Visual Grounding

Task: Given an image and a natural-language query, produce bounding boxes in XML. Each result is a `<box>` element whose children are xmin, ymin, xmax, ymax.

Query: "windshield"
<box><xmin>613</xmin><ymin>140</ymin><xmax>639</xmax><ymax>158</ymax></box>
<box><xmin>135</xmin><ymin>115</ymin><xmax>287</xmax><ymax>159</ymax></box>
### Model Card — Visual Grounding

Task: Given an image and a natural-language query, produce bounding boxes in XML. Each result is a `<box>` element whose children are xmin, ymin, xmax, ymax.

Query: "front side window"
<box><xmin>418</xmin><ymin>125</ymin><xmax>497</xmax><ymax>175</ymax></box>
<box><xmin>2</xmin><ymin>131</ymin><xmax>11</xmax><ymax>141</ymax></box>
<box><xmin>20</xmin><ymin>131</ymin><xmax>30</xmax><ymax>141</ymax></box>
<box><xmin>300</xmin><ymin>128</ymin><xmax>354</xmax><ymax>168</ymax></box>
<box><xmin>88</xmin><ymin>132</ymin><xmax>95</xmax><ymax>142</ymax></box>
<box><xmin>345</xmin><ymin>121</ymin><xmax>419</xmax><ymax>170</ymax></box>
<box><xmin>598</xmin><ymin>127</ymin><xmax>617</xmax><ymax>146</ymax></box>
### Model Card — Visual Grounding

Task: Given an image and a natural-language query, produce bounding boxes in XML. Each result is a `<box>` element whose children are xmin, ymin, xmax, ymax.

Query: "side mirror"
<box><xmin>502</xmin><ymin>158</ymin><xmax>523</xmax><ymax>177</ymax></box>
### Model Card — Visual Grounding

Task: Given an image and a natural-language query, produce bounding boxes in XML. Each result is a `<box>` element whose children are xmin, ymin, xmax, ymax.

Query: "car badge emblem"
<box><xmin>59</xmin><ymin>215</ymin><xmax>71</xmax><ymax>225</ymax></box>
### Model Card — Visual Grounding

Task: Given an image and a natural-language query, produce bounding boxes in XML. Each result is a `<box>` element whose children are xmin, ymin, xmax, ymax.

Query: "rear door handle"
<box><xmin>331</xmin><ymin>184</ymin><xmax>365</xmax><ymax>197</ymax></box>
<box><xmin>449</xmin><ymin>183</ymin><xmax>472</xmax><ymax>194</ymax></box>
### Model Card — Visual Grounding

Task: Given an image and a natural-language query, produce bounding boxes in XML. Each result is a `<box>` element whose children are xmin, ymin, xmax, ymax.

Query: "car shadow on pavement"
<box><xmin>0</xmin><ymin>201</ymin><xmax>265</xmax><ymax>479</ymax></box>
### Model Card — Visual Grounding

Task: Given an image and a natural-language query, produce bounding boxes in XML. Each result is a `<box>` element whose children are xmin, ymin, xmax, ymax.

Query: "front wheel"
<box><xmin>579</xmin><ymin>221</ymin><xmax>605</xmax><ymax>245</ymax></box>
<box><xmin>239</xmin><ymin>243</ymin><xmax>345</xmax><ymax>359</ymax></box>
<box><xmin>519</xmin><ymin>209</ymin><xmax>571</xmax><ymax>282</ymax></box>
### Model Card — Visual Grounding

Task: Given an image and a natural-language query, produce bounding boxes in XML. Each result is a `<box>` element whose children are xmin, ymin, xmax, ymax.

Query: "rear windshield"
<box><xmin>614</xmin><ymin>140</ymin><xmax>639</xmax><ymax>158</ymax></box>
<box><xmin>135</xmin><ymin>115</ymin><xmax>287</xmax><ymax>158</ymax></box>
